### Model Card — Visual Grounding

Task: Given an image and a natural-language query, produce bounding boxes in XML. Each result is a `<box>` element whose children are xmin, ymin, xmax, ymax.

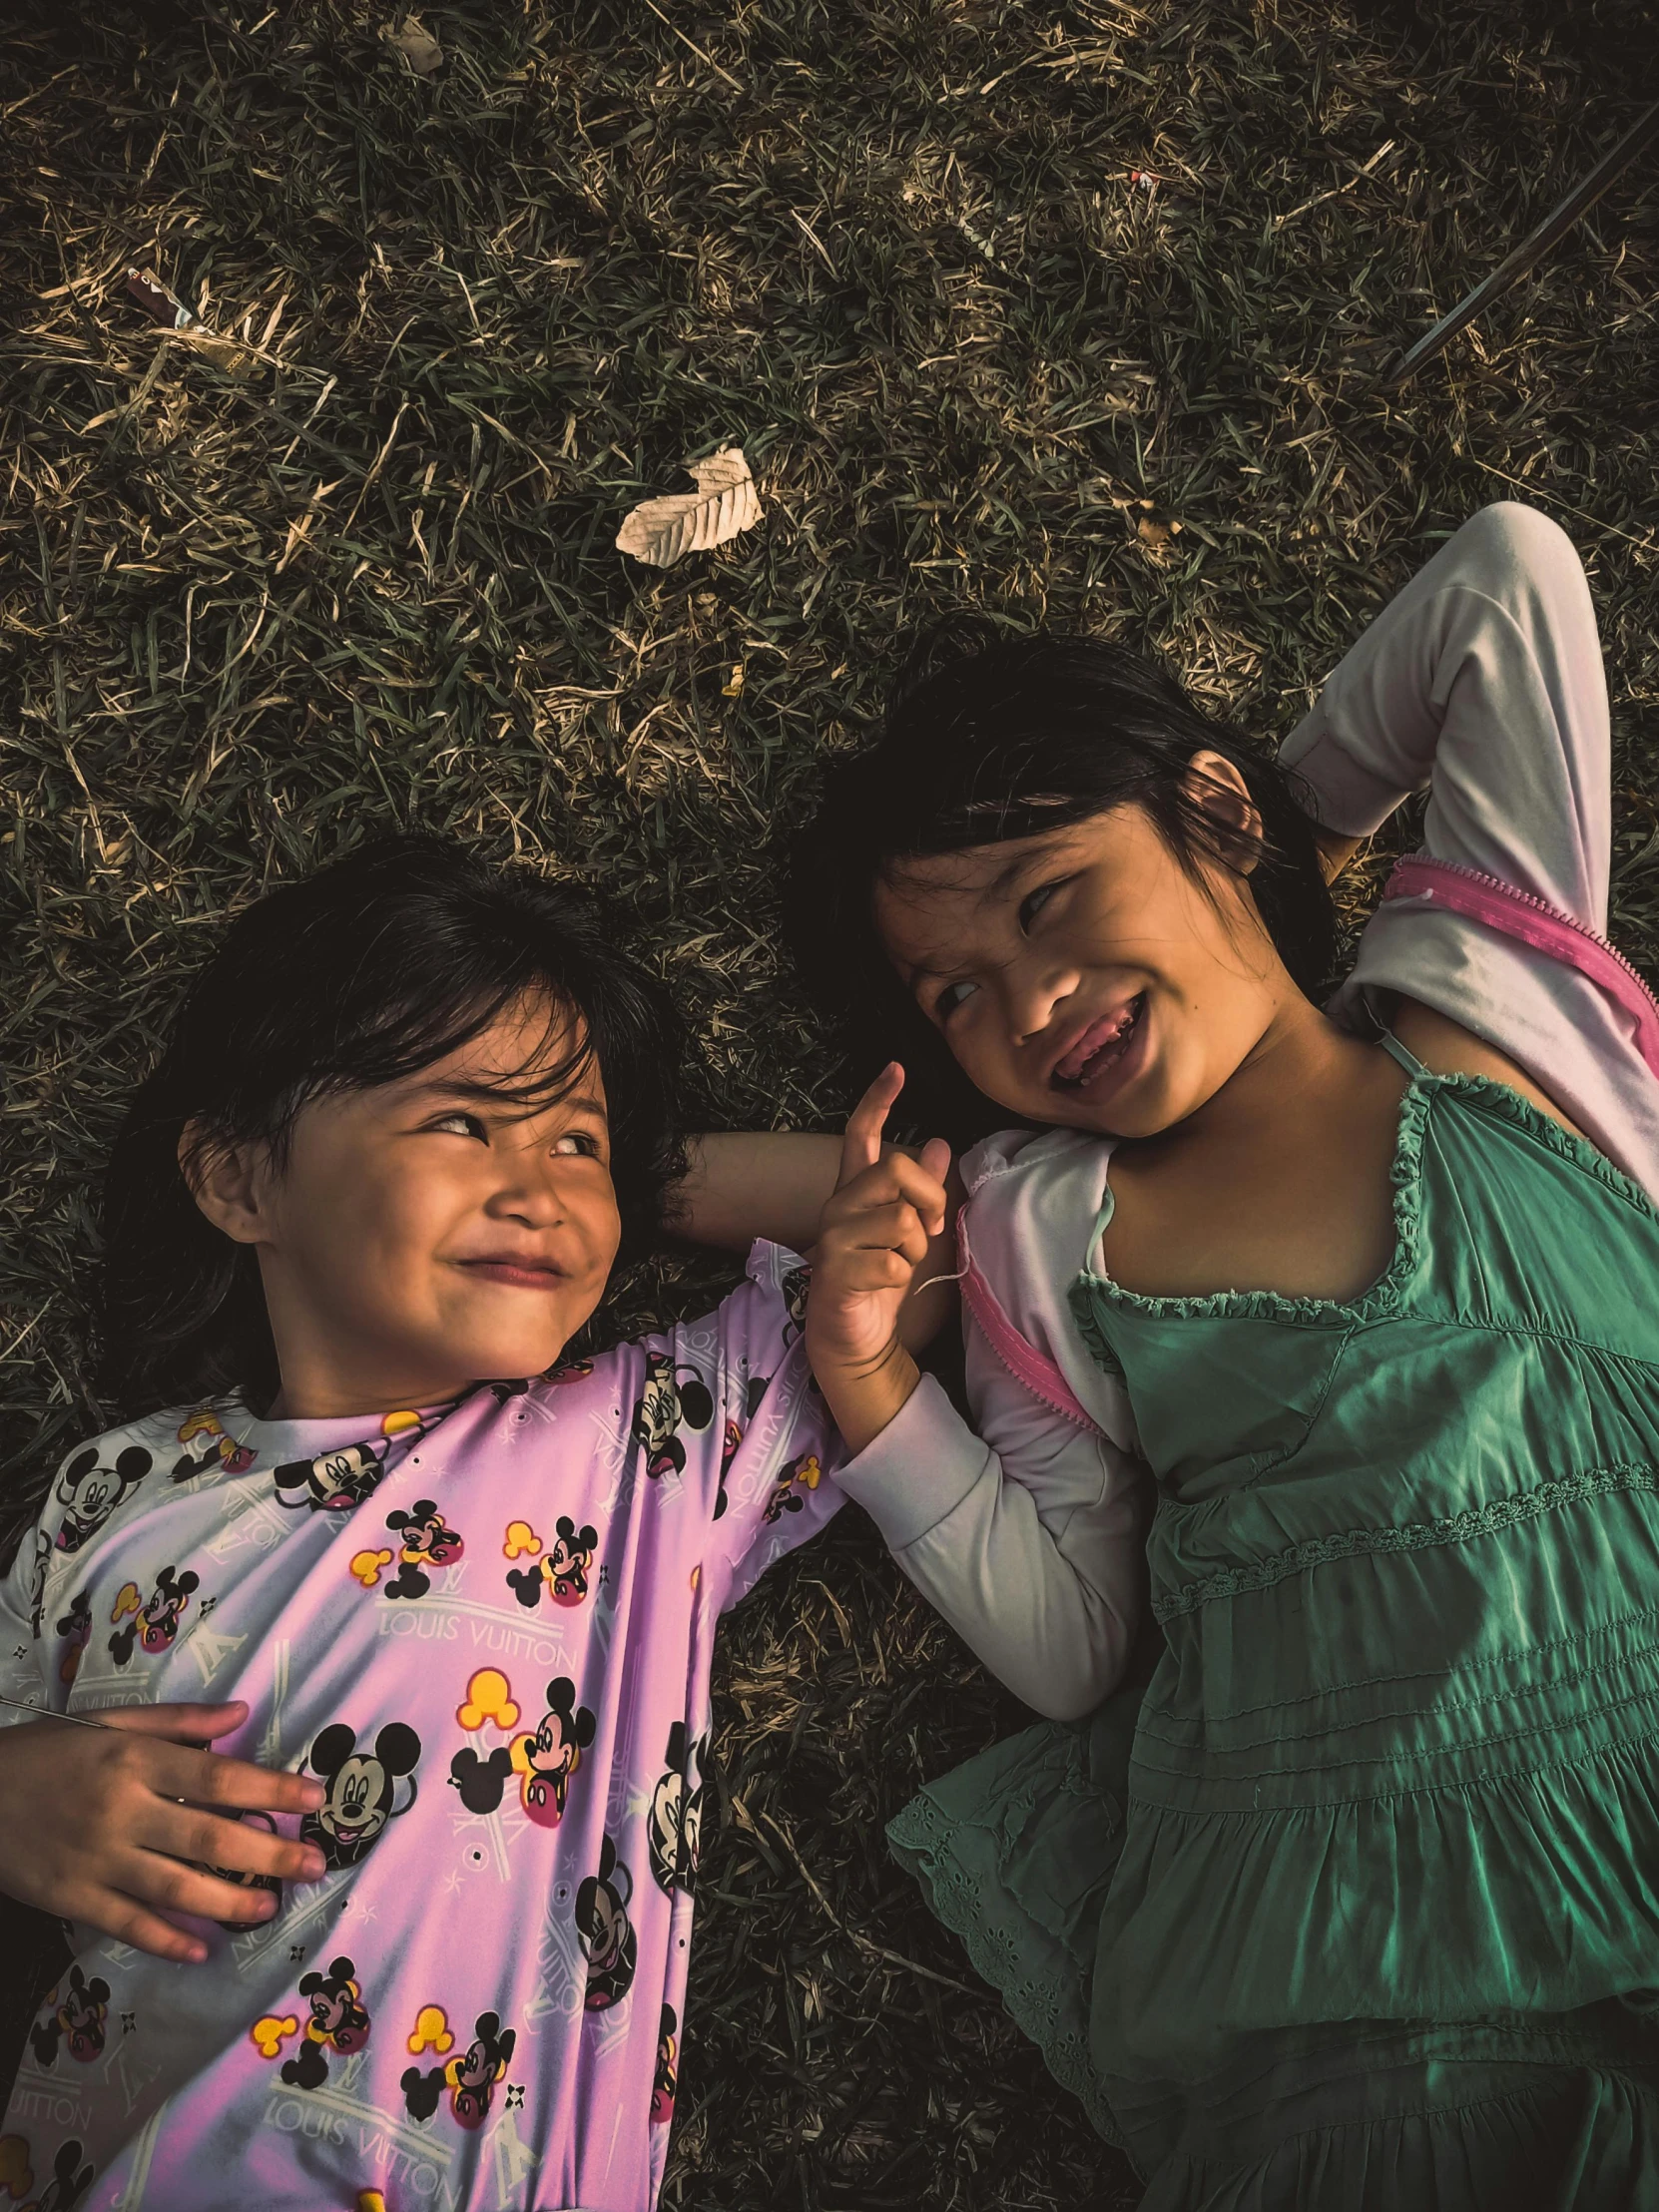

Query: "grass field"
<box><xmin>2</xmin><ymin>0</ymin><xmax>1657</xmax><ymax>2202</ymax></box>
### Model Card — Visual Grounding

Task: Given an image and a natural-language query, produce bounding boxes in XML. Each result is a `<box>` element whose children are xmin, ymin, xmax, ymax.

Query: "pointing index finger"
<box><xmin>837</xmin><ymin>1063</ymin><xmax>904</xmax><ymax>1189</ymax></box>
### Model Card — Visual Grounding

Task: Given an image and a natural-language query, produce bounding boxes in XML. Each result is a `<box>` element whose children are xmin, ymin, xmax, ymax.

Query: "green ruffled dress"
<box><xmin>890</xmin><ymin>1040</ymin><xmax>1659</xmax><ymax>2205</ymax></box>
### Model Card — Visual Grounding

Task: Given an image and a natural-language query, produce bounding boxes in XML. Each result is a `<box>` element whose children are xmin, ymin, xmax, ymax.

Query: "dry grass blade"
<box><xmin>617</xmin><ymin>448</ymin><xmax>764</xmax><ymax>569</ymax></box>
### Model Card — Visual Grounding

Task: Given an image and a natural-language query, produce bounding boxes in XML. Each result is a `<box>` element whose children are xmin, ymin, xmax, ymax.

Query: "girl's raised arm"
<box><xmin>807</xmin><ymin>1073</ymin><xmax>1142</xmax><ymax>1721</ymax></box>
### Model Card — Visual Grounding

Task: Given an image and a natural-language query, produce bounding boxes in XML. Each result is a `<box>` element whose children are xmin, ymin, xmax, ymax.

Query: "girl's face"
<box><xmin>192</xmin><ymin>994</ymin><xmax>622</xmax><ymax>1416</ymax></box>
<box><xmin>873</xmin><ymin>775</ymin><xmax>1292</xmax><ymax>1140</ymax></box>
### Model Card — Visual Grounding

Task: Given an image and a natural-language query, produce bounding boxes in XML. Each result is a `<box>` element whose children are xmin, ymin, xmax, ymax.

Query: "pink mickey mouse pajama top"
<box><xmin>0</xmin><ymin>1242</ymin><xmax>840</xmax><ymax>2212</ymax></box>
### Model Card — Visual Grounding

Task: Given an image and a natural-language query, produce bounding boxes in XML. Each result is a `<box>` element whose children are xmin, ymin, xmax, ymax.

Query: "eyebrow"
<box><xmin>894</xmin><ymin>848</ymin><xmax>1055</xmax><ymax>988</ymax></box>
<box><xmin>409</xmin><ymin>1079</ymin><xmax>610</xmax><ymax>1122</ymax></box>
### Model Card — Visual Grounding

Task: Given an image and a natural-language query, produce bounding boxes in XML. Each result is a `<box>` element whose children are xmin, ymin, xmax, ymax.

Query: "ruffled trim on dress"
<box><xmin>887</xmin><ymin>1709</ymin><xmax>1135</xmax><ymax>2146</ymax></box>
<box><xmin>1069</xmin><ymin>1074</ymin><xmax>1432</xmax><ymax>1333</ymax></box>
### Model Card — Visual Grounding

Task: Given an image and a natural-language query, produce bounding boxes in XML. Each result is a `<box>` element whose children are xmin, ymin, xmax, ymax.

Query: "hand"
<box><xmin>805</xmin><ymin>1064</ymin><xmax>951</xmax><ymax>1454</ymax></box>
<box><xmin>0</xmin><ymin>1702</ymin><xmax>327</xmax><ymax>1963</ymax></box>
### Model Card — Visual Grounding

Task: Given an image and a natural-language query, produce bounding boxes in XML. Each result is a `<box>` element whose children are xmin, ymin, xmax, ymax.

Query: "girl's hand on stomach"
<box><xmin>0</xmin><ymin>1702</ymin><xmax>326</xmax><ymax>1964</ymax></box>
<box><xmin>805</xmin><ymin>1064</ymin><xmax>954</xmax><ymax>1456</ymax></box>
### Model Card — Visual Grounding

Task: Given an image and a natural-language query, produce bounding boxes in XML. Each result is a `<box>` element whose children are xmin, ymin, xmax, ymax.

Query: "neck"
<box><xmin>1179</xmin><ymin>993</ymin><xmax>1382</xmax><ymax>1148</ymax></box>
<box><xmin>258</xmin><ymin>1266</ymin><xmax>483</xmax><ymax>1421</ymax></box>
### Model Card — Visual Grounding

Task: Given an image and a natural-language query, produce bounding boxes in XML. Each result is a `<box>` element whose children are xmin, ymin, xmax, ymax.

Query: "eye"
<box><xmin>552</xmin><ymin>1131</ymin><xmax>603</xmax><ymax>1159</ymax></box>
<box><xmin>1018</xmin><ymin>878</ymin><xmax>1066</xmax><ymax>930</ymax></box>
<box><xmin>934</xmin><ymin>979</ymin><xmax>979</xmax><ymax>1020</ymax></box>
<box><xmin>428</xmin><ymin>1111</ymin><xmax>488</xmax><ymax>1141</ymax></box>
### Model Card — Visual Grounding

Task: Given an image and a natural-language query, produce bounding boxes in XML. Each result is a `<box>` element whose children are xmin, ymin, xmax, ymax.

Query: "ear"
<box><xmin>373</xmin><ymin>1722</ymin><xmax>422</xmax><ymax>1777</ymax></box>
<box><xmin>180</xmin><ymin>1121</ymin><xmax>275</xmax><ymax>1245</ymax></box>
<box><xmin>1182</xmin><ymin>750</ymin><xmax>1264</xmax><ymax>877</ymax></box>
<box><xmin>306</xmin><ymin>1723</ymin><xmax>356</xmax><ymax>1779</ymax></box>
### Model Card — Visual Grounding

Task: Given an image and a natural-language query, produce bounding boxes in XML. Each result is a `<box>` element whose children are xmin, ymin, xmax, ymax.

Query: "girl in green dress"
<box><xmin>794</xmin><ymin>502</ymin><xmax>1659</xmax><ymax>2206</ymax></box>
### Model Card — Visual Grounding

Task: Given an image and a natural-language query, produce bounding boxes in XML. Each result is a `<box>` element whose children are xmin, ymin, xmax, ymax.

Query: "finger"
<box><xmin>139</xmin><ymin>1801</ymin><xmax>325</xmax><ymax>1887</ymax></box>
<box><xmin>823</xmin><ymin>1249</ymin><xmax>915</xmax><ymax>1293</ymax></box>
<box><xmin>827</xmin><ymin>1200</ymin><xmax>931</xmax><ymax>1267</ymax></box>
<box><xmin>118</xmin><ymin>1844</ymin><xmax>287</xmax><ymax>1929</ymax></box>
<box><xmin>143</xmin><ymin>1740</ymin><xmax>324</xmax><ymax>1817</ymax></box>
<box><xmin>837</xmin><ymin>1063</ymin><xmax>904</xmax><ymax>1189</ymax></box>
<box><xmin>91</xmin><ymin>1701</ymin><xmax>251</xmax><ymax>1744</ymax></box>
<box><xmin>829</xmin><ymin>1152</ymin><xmax>948</xmax><ymax>1235</ymax></box>
<box><xmin>64</xmin><ymin>1884</ymin><xmax>211</xmax><ymax>1965</ymax></box>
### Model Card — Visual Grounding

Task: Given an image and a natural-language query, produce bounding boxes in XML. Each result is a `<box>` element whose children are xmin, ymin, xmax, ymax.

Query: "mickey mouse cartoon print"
<box><xmin>504</xmin><ymin>1516</ymin><xmax>598</xmax><ymax>1611</ymax></box>
<box><xmin>108</xmin><ymin>1566</ymin><xmax>199</xmax><ymax>1668</ymax></box>
<box><xmin>273</xmin><ymin>1441</ymin><xmax>386</xmax><ymax>1515</ymax></box>
<box><xmin>517</xmin><ymin>1677</ymin><xmax>596</xmax><ymax>1829</ymax></box>
<box><xmin>575</xmin><ymin>1835</ymin><xmax>638</xmax><ymax>2010</ymax></box>
<box><xmin>401</xmin><ymin>2010</ymin><xmax>516</xmax><ymax>2131</ymax></box>
<box><xmin>0</xmin><ymin>2137</ymin><xmax>94</xmax><ymax>2212</ymax></box>
<box><xmin>647</xmin><ymin>1723</ymin><xmax>706</xmax><ymax>1898</ymax></box>
<box><xmin>629</xmin><ymin>1354</ymin><xmax>715</xmax><ymax>1479</ymax></box>
<box><xmin>280</xmin><ymin>1955</ymin><xmax>371</xmax><ymax>2091</ymax></box>
<box><xmin>53</xmin><ymin>1592</ymin><xmax>91</xmax><ymax>1687</ymax></box>
<box><xmin>383</xmin><ymin>1499</ymin><xmax>464</xmax><ymax>1600</ymax></box>
<box><xmin>52</xmin><ymin>1443</ymin><xmax>150</xmax><ymax>1554</ymax></box>
<box><xmin>28</xmin><ymin>1966</ymin><xmax>110</xmax><ymax>2069</ymax></box>
<box><xmin>299</xmin><ymin>1721</ymin><xmax>422</xmax><ymax>1869</ymax></box>
<box><xmin>170</xmin><ymin>1407</ymin><xmax>257</xmax><ymax>1483</ymax></box>
<box><xmin>713</xmin><ymin>1375</ymin><xmax>771</xmax><ymax>1523</ymax></box>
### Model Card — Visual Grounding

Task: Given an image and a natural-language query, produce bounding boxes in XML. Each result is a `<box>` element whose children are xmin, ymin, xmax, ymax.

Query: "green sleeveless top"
<box><xmin>1064</xmin><ymin>1037</ymin><xmax>1659</xmax><ymax>2097</ymax></box>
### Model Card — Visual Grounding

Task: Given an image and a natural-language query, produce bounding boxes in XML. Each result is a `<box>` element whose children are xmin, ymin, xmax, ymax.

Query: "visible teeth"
<box><xmin>1054</xmin><ymin>995</ymin><xmax>1143</xmax><ymax>1086</ymax></box>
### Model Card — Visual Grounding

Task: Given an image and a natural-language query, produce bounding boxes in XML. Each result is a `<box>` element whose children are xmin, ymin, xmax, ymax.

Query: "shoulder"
<box><xmin>961</xmin><ymin>1126</ymin><xmax>1115</xmax><ymax>1292</ymax></box>
<box><xmin>48</xmin><ymin>1402</ymin><xmax>204</xmax><ymax>1498</ymax></box>
<box><xmin>614</xmin><ymin>1242</ymin><xmax>812</xmax><ymax>1370</ymax></box>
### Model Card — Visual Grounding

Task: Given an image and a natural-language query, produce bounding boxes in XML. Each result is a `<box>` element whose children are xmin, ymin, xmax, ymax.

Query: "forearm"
<box><xmin>672</xmin><ymin>1132</ymin><xmax>844</xmax><ymax>1254</ymax></box>
<box><xmin>834</xmin><ymin>1376</ymin><xmax>1139</xmax><ymax>1720</ymax></box>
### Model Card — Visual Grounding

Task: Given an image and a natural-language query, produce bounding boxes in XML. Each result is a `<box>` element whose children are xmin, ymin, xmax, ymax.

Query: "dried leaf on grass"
<box><xmin>385</xmin><ymin>15</ymin><xmax>443</xmax><ymax>74</ymax></box>
<box><xmin>125</xmin><ymin>267</ymin><xmax>197</xmax><ymax>330</ymax></box>
<box><xmin>617</xmin><ymin>447</ymin><xmax>763</xmax><ymax>568</ymax></box>
<box><xmin>124</xmin><ymin>267</ymin><xmax>248</xmax><ymax>367</ymax></box>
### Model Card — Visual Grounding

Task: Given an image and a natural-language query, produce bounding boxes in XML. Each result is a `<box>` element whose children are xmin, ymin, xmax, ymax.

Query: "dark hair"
<box><xmin>100</xmin><ymin>836</ymin><xmax>685</xmax><ymax>1416</ymax></box>
<box><xmin>786</xmin><ymin>631</ymin><xmax>1337</xmax><ymax>1143</ymax></box>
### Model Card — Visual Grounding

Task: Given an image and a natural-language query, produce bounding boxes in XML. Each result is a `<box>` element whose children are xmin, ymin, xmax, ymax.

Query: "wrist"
<box><xmin>810</xmin><ymin>1337</ymin><xmax>922</xmax><ymax>1457</ymax></box>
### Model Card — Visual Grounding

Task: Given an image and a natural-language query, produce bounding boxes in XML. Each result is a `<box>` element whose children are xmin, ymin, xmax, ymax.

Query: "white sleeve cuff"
<box><xmin>1279</xmin><ymin>714</ymin><xmax>1413</xmax><ymax>837</ymax></box>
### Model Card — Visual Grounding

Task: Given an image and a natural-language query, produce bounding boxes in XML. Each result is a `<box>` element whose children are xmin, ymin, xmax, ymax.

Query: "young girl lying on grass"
<box><xmin>790</xmin><ymin>502</ymin><xmax>1659</xmax><ymax>2208</ymax></box>
<box><xmin>0</xmin><ymin>838</ymin><xmax>977</xmax><ymax>2212</ymax></box>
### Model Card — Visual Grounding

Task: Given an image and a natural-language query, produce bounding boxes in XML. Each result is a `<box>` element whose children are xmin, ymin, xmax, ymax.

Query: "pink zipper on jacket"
<box><xmin>1382</xmin><ymin>854</ymin><xmax>1659</xmax><ymax>1079</ymax></box>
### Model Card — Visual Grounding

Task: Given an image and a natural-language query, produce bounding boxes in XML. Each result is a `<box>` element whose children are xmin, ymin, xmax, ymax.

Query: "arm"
<box><xmin>674</xmin><ymin>1131</ymin><xmax>844</xmax><ymax>1256</ymax></box>
<box><xmin>1280</xmin><ymin>502</ymin><xmax>1610</xmax><ymax>926</ymax></box>
<box><xmin>678</xmin><ymin>1128</ymin><xmax>960</xmax><ymax>1358</ymax></box>
<box><xmin>806</xmin><ymin>1071</ymin><xmax>1141</xmax><ymax>1720</ymax></box>
<box><xmin>833</xmin><ymin>1373</ymin><xmax>1142</xmax><ymax>1721</ymax></box>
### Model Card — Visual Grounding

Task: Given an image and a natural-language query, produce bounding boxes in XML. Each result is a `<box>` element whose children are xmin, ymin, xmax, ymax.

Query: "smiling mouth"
<box><xmin>457</xmin><ymin>1259</ymin><xmax>568</xmax><ymax>1290</ymax></box>
<box><xmin>1050</xmin><ymin>994</ymin><xmax>1147</xmax><ymax>1088</ymax></box>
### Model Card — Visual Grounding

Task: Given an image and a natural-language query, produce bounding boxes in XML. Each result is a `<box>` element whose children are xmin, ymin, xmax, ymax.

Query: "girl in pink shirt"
<box><xmin>0</xmin><ymin>840</ymin><xmax>866</xmax><ymax>2212</ymax></box>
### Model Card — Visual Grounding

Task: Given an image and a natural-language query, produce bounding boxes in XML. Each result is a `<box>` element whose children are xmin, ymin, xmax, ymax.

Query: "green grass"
<box><xmin>2</xmin><ymin>0</ymin><xmax>1656</xmax><ymax>2202</ymax></box>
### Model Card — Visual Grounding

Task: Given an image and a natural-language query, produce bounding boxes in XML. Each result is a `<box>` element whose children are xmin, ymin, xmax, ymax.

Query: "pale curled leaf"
<box><xmin>386</xmin><ymin>16</ymin><xmax>443</xmax><ymax>74</ymax></box>
<box><xmin>616</xmin><ymin>448</ymin><xmax>764</xmax><ymax>568</ymax></box>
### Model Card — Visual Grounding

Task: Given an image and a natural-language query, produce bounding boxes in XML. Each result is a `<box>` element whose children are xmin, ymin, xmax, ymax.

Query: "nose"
<box><xmin>1008</xmin><ymin>952</ymin><xmax>1083</xmax><ymax>1047</ymax></box>
<box><xmin>484</xmin><ymin>1147</ymin><xmax>567</xmax><ymax>1230</ymax></box>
